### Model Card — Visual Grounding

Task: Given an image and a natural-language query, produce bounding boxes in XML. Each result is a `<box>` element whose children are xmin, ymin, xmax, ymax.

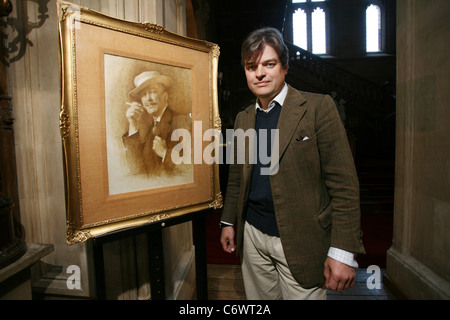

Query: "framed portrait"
<box><xmin>57</xmin><ymin>1</ymin><xmax>222</xmax><ymax>244</ymax></box>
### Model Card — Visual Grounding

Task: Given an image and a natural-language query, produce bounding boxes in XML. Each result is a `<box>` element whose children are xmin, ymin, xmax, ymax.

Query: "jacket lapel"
<box><xmin>277</xmin><ymin>85</ymin><xmax>308</xmax><ymax>159</ymax></box>
<box><xmin>239</xmin><ymin>85</ymin><xmax>307</xmax><ymax>176</ymax></box>
<box><xmin>240</xmin><ymin>104</ymin><xmax>256</xmax><ymax>182</ymax></box>
<box><xmin>240</xmin><ymin>104</ymin><xmax>256</xmax><ymax>132</ymax></box>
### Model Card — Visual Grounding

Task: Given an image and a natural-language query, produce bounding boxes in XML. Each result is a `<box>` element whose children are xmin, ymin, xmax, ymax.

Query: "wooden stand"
<box><xmin>92</xmin><ymin>208</ymin><xmax>213</xmax><ymax>300</ymax></box>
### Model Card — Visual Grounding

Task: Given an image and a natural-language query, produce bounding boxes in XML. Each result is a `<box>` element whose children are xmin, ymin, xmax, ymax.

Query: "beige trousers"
<box><xmin>242</xmin><ymin>222</ymin><xmax>326</xmax><ymax>300</ymax></box>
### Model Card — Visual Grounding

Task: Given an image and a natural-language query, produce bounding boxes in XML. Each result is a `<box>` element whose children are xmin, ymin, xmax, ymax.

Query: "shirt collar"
<box><xmin>154</xmin><ymin>106</ymin><xmax>168</xmax><ymax>123</ymax></box>
<box><xmin>255</xmin><ymin>83</ymin><xmax>288</xmax><ymax>113</ymax></box>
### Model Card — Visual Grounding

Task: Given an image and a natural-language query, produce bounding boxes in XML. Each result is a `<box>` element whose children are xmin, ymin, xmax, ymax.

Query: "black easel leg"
<box><xmin>193</xmin><ymin>215</ymin><xmax>208</xmax><ymax>300</ymax></box>
<box><xmin>93</xmin><ymin>241</ymin><xmax>106</xmax><ymax>300</ymax></box>
<box><xmin>92</xmin><ymin>208</ymin><xmax>212</xmax><ymax>300</ymax></box>
<box><xmin>147</xmin><ymin>227</ymin><xmax>166</xmax><ymax>300</ymax></box>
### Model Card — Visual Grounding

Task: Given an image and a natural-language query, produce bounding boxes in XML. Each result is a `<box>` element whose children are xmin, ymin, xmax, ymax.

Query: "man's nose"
<box><xmin>255</xmin><ymin>65</ymin><xmax>266</xmax><ymax>79</ymax></box>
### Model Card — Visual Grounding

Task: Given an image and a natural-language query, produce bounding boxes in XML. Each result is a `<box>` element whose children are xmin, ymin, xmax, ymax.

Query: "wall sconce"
<box><xmin>0</xmin><ymin>0</ymin><xmax>50</xmax><ymax>66</ymax></box>
<box><xmin>0</xmin><ymin>0</ymin><xmax>12</xmax><ymax>17</ymax></box>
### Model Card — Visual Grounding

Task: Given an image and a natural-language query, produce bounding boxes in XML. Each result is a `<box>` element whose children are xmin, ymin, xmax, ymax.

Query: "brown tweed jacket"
<box><xmin>221</xmin><ymin>85</ymin><xmax>365</xmax><ymax>288</ymax></box>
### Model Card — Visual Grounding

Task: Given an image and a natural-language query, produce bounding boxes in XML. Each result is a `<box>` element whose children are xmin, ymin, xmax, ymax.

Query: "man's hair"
<box><xmin>241</xmin><ymin>27</ymin><xmax>289</xmax><ymax>68</ymax></box>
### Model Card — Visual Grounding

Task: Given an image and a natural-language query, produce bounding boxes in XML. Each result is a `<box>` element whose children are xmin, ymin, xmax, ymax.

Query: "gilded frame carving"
<box><xmin>57</xmin><ymin>1</ymin><xmax>222</xmax><ymax>244</ymax></box>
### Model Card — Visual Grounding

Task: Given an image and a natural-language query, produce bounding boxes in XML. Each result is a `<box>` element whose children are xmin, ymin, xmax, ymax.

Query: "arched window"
<box><xmin>366</xmin><ymin>3</ymin><xmax>382</xmax><ymax>52</ymax></box>
<box><xmin>289</xmin><ymin>0</ymin><xmax>329</xmax><ymax>54</ymax></box>
<box><xmin>293</xmin><ymin>8</ymin><xmax>307</xmax><ymax>50</ymax></box>
<box><xmin>312</xmin><ymin>7</ymin><xmax>326</xmax><ymax>54</ymax></box>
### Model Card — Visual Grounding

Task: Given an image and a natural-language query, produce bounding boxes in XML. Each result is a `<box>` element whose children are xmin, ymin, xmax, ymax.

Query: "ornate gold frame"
<box><xmin>57</xmin><ymin>1</ymin><xmax>222</xmax><ymax>244</ymax></box>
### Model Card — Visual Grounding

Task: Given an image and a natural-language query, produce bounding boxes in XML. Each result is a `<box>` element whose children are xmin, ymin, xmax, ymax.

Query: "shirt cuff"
<box><xmin>220</xmin><ymin>221</ymin><xmax>234</xmax><ymax>228</ymax></box>
<box><xmin>327</xmin><ymin>247</ymin><xmax>359</xmax><ymax>268</ymax></box>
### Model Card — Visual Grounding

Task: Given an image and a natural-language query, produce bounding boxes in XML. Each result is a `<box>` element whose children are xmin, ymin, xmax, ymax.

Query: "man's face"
<box><xmin>244</xmin><ymin>45</ymin><xmax>288</xmax><ymax>106</ymax></box>
<box><xmin>140</xmin><ymin>85</ymin><xmax>167</xmax><ymax>115</ymax></box>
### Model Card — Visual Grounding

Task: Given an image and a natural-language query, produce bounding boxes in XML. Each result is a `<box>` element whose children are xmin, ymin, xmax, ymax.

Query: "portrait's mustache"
<box><xmin>144</xmin><ymin>101</ymin><xmax>157</xmax><ymax>107</ymax></box>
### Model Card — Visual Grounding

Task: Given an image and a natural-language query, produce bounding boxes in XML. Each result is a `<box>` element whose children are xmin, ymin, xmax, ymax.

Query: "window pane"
<box><xmin>292</xmin><ymin>0</ymin><xmax>307</xmax><ymax>3</ymax></box>
<box><xmin>366</xmin><ymin>4</ymin><xmax>381</xmax><ymax>52</ymax></box>
<box><xmin>293</xmin><ymin>9</ymin><xmax>307</xmax><ymax>50</ymax></box>
<box><xmin>312</xmin><ymin>7</ymin><xmax>326</xmax><ymax>54</ymax></box>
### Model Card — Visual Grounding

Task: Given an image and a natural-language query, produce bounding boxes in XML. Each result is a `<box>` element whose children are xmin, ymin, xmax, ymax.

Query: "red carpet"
<box><xmin>357</xmin><ymin>213</ymin><xmax>393</xmax><ymax>268</ymax></box>
<box><xmin>206</xmin><ymin>211</ymin><xmax>240</xmax><ymax>265</ymax></box>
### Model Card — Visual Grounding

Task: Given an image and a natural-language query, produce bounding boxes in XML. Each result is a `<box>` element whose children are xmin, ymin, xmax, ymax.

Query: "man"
<box><xmin>123</xmin><ymin>71</ymin><xmax>182</xmax><ymax>176</ymax></box>
<box><xmin>220</xmin><ymin>27</ymin><xmax>365</xmax><ymax>300</ymax></box>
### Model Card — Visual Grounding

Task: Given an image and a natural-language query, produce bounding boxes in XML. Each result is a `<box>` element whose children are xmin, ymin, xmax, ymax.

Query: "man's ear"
<box><xmin>163</xmin><ymin>91</ymin><xmax>169</xmax><ymax>104</ymax></box>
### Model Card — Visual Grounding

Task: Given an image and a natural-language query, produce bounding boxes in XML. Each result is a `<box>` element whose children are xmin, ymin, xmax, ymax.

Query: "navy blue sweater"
<box><xmin>246</xmin><ymin>103</ymin><xmax>282</xmax><ymax>237</ymax></box>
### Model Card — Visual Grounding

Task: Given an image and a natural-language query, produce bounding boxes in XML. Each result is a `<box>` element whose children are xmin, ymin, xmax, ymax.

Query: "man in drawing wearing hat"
<box><xmin>122</xmin><ymin>71</ymin><xmax>185</xmax><ymax>176</ymax></box>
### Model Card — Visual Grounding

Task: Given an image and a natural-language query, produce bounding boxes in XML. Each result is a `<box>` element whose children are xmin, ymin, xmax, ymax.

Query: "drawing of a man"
<box><xmin>122</xmin><ymin>71</ymin><xmax>190</xmax><ymax>176</ymax></box>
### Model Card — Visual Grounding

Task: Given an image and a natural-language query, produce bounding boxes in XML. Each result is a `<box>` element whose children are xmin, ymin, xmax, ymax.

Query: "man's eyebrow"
<box><xmin>263</xmin><ymin>58</ymin><xmax>279</xmax><ymax>64</ymax></box>
<box><xmin>245</xmin><ymin>58</ymin><xmax>279</xmax><ymax>66</ymax></box>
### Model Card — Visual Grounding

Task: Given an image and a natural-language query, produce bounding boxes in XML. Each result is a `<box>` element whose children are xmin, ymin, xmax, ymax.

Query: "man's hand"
<box><xmin>220</xmin><ymin>226</ymin><xmax>236</xmax><ymax>254</ymax></box>
<box><xmin>153</xmin><ymin>136</ymin><xmax>167</xmax><ymax>159</ymax></box>
<box><xmin>126</xmin><ymin>102</ymin><xmax>144</xmax><ymax>135</ymax></box>
<box><xmin>323</xmin><ymin>257</ymin><xmax>356</xmax><ymax>291</ymax></box>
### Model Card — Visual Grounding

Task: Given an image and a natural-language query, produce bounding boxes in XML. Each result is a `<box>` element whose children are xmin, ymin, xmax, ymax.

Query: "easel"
<box><xmin>92</xmin><ymin>207</ymin><xmax>213</xmax><ymax>300</ymax></box>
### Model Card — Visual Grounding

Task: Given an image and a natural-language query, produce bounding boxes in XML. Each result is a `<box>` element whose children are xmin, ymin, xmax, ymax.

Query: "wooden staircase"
<box><xmin>285</xmin><ymin>42</ymin><xmax>396</xmax><ymax>159</ymax></box>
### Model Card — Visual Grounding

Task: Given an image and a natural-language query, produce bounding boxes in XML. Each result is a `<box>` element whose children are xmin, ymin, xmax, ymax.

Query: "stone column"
<box><xmin>0</xmin><ymin>0</ymin><xmax>27</xmax><ymax>270</ymax></box>
<box><xmin>386</xmin><ymin>0</ymin><xmax>450</xmax><ymax>300</ymax></box>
